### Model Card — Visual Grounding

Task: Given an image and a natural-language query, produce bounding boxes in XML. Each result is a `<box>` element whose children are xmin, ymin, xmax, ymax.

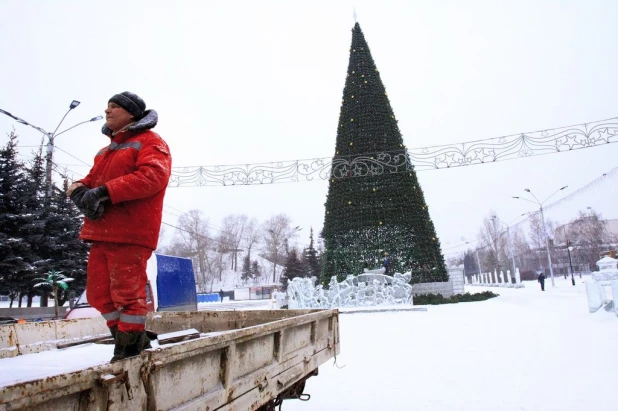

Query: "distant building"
<box><xmin>555</xmin><ymin>218</ymin><xmax>618</xmax><ymax>243</ymax></box>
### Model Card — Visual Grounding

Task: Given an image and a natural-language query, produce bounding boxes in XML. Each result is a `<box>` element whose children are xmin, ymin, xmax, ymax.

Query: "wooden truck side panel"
<box><xmin>0</xmin><ymin>309</ymin><xmax>340</xmax><ymax>411</ymax></box>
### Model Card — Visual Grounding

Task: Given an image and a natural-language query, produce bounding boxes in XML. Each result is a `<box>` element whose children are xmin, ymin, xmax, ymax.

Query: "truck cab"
<box><xmin>65</xmin><ymin>253</ymin><xmax>197</xmax><ymax>319</ymax></box>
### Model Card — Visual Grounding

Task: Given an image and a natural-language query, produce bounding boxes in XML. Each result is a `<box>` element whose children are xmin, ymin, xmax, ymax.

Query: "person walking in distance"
<box><xmin>68</xmin><ymin>92</ymin><xmax>172</xmax><ymax>362</ymax></box>
<box><xmin>538</xmin><ymin>271</ymin><xmax>546</xmax><ymax>291</ymax></box>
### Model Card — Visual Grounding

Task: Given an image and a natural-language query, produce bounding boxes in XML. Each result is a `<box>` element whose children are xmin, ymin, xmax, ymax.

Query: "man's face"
<box><xmin>104</xmin><ymin>102</ymin><xmax>134</xmax><ymax>132</ymax></box>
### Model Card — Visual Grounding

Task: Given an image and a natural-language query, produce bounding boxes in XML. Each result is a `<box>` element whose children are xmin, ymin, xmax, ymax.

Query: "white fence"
<box><xmin>467</xmin><ymin>268</ymin><xmax>524</xmax><ymax>288</ymax></box>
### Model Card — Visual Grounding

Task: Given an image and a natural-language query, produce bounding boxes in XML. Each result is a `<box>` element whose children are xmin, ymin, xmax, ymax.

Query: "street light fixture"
<box><xmin>513</xmin><ymin>185</ymin><xmax>568</xmax><ymax>287</ymax></box>
<box><xmin>0</xmin><ymin>103</ymin><xmax>103</xmax><ymax>199</ymax></box>
<box><xmin>54</xmin><ymin>116</ymin><xmax>104</xmax><ymax>139</ymax></box>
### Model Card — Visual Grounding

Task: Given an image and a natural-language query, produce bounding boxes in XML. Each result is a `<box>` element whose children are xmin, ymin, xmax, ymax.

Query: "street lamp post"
<box><xmin>513</xmin><ymin>185</ymin><xmax>567</xmax><ymax>287</ymax></box>
<box><xmin>567</xmin><ymin>241</ymin><xmax>575</xmax><ymax>286</ymax></box>
<box><xmin>0</xmin><ymin>103</ymin><xmax>103</xmax><ymax>199</ymax></box>
<box><xmin>45</xmin><ymin>100</ymin><xmax>80</xmax><ymax>198</ymax></box>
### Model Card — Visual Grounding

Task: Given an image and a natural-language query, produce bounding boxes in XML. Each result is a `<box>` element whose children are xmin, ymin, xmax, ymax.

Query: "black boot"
<box><xmin>111</xmin><ymin>330</ymin><xmax>152</xmax><ymax>362</ymax></box>
<box><xmin>109</xmin><ymin>326</ymin><xmax>123</xmax><ymax>359</ymax></box>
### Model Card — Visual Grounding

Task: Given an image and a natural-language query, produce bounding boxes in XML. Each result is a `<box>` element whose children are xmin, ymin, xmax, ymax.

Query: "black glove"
<box><xmin>70</xmin><ymin>185</ymin><xmax>88</xmax><ymax>207</ymax></box>
<box><xmin>81</xmin><ymin>185</ymin><xmax>109</xmax><ymax>215</ymax></box>
<box><xmin>70</xmin><ymin>185</ymin><xmax>109</xmax><ymax>221</ymax></box>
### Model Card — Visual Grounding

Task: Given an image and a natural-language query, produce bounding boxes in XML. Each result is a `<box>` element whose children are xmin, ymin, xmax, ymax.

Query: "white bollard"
<box><xmin>586</xmin><ymin>281</ymin><xmax>604</xmax><ymax>313</ymax></box>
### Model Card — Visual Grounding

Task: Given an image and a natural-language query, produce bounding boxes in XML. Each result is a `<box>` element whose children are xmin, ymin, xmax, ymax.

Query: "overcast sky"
<box><xmin>1</xmin><ymin>0</ymin><xmax>617</xmax><ymax>256</ymax></box>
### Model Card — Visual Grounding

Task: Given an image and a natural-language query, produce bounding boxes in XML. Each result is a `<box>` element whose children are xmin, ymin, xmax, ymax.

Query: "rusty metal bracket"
<box><xmin>258</xmin><ymin>376</ymin><xmax>269</xmax><ymax>392</ymax></box>
<box><xmin>99</xmin><ymin>370</ymin><xmax>134</xmax><ymax>400</ymax></box>
<box><xmin>277</xmin><ymin>373</ymin><xmax>302</xmax><ymax>390</ymax></box>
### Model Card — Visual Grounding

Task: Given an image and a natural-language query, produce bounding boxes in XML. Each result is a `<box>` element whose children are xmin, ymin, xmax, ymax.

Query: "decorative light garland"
<box><xmin>169</xmin><ymin>117</ymin><xmax>618</xmax><ymax>187</ymax></box>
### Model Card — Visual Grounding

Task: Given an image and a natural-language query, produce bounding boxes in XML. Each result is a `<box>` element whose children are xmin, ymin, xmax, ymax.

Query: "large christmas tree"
<box><xmin>321</xmin><ymin>23</ymin><xmax>448</xmax><ymax>285</ymax></box>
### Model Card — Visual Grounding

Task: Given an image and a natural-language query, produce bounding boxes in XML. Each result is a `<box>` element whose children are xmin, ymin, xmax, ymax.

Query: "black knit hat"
<box><xmin>108</xmin><ymin>91</ymin><xmax>146</xmax><ymax>120</ymax></box>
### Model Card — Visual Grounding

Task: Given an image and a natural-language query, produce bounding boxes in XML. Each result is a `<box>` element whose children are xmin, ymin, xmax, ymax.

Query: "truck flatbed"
<box><xmin>0</xmin><ymin>309</ymin><xmax>340</xmax><ymax>410</ymax></box>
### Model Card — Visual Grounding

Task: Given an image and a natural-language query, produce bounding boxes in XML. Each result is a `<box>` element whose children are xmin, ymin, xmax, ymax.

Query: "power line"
<box><xmin>54</xmin><ymin>145</ymin><xmax>92</xmax><ymax>167</ymax></box>
<box><xmin>51</xmin><ymin>161</ymin><xmax>84</xmax><ymax>180</ymax></box>
<box><xmin>160</xmin><ymin>221</ymin><xmax>244</xmax><ymax>249</ymax></box>
<box><xmin>544</xmin><ymin>166</ymin><xmax>618</xmax><ymax>213</ymax></box>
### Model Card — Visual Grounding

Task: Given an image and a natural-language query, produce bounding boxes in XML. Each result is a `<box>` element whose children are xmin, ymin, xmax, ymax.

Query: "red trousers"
<box><xmin>87</xmin><ymin>242</ymin><xmax>152</xmax><ymax>332</ymax></box>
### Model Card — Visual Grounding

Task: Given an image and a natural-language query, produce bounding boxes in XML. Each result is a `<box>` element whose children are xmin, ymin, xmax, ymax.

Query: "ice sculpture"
<box><xmin>586</xmin><ymin>256</ymin><xmax>618</xmax><ymax>315</ymax></box>
<box><xmin>286</xmin><ymin>270</ymin><xmax>413</xmax><ymax>309</ymax></box>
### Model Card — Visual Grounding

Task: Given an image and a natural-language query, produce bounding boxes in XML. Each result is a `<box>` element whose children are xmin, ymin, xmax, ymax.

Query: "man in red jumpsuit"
<box><xmin>68</xmin><ymin>91</ymin><xmax>172</xmax><ymax>362</ymax></box>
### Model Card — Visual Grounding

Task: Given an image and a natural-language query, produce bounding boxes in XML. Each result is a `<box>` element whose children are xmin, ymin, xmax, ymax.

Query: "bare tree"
<box><xmin>510</xmin><ymin>225</ymin><xmax>533</xmax><ymax>271</ymax></box>
<box><xmin>221</xmin><ymin>214</ymin><xmax>249</xmax><ymax>271</ymax></box>
<box><xmin>261</xmin><ymin>214</ymin><xmax>293</xmax><ymax>284</ymax></box>
<box><xmin>242</xmin><ymin>217</ymin><xmax>261</xmax><ymax>262</ymax></box>
<box><xmin>477</xmin><ymin>212</ymin><xmax>508</xmax><ymax>272</ymax></box>
<box><xmin>214</xmin><ymin>231</ymin><xmax>228</xmax><ymax>283</ymax></box>
<box><xmin>527</xmin><ymin>211</ymin><xmax>558</xmax><ymax>272</ymax></box>
<box><xmin>163</xmin><ymin>210</ymin><xmax>213</xmax><ymax>291</ymax></box>
<box><xmin>562</xmin><ymin>209</ymin><xmax>611</xmax><ymax>269</ymax></box>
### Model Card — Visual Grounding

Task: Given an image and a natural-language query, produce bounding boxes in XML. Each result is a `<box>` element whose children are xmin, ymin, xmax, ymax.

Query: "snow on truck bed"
<box><xmin>0</xmin><ymin>342</ymin><xmax>112</xmax><ymax>386</ymax></box>
<box><xmin>0</xmin><ymin>328</ymin><xmax>235</xmax><ymax>387</ymax></box>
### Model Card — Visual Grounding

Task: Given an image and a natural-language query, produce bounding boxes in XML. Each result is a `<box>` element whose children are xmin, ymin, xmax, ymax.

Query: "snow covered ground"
<box><xmin>286</xmin><ymin>275</ymin><xmax>618</xmax><ymax>411</ymax></box>
<box><xmin>2</xmin><ymin>274</ymin><xmax>616</xmax><ymax>410</ymax></box>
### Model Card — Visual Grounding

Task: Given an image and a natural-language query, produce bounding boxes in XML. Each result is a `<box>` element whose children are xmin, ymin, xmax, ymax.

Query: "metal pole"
<box><xmin>45</xmin><ymin>135</ymin><xmax>54</xmax><ymax>199</ymax></box>
<box><xmin>539</xmin><ymin>206</ymin><xmax>555</xmax><ymax>287</ymax></box>
<box><xmin>506</xmin><ymin>226</ymin><xmax>517</xmax><ymax>282</ymax></box>
<box><xmin>44</xmin><ymin>107</ymin><xmax>74</xmax><ymax>200</ymax></box>
<box><xmin>568</xmin><ymin>247</ymin><xmax>575</xmax><ymax>286</ymax></box>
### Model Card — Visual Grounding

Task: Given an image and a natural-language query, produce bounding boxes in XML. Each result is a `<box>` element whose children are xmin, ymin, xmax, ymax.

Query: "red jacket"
<box><xmin>78</xmin><ymin>110</ymin><xmax>171</xmax><ymax>250</ymax></box>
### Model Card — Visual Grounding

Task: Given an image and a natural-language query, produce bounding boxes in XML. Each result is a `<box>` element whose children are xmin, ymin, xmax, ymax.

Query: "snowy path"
<box><xmin>287</xmin><ymin>276</ymin><xmax>617</xmax><ymax>411</ymax></box>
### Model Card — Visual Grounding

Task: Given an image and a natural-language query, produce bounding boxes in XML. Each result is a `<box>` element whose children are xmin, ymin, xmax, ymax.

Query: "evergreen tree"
<box><xmin>321</xmin><ymin>23</ymin><xmax>447</xmax><ymax>285</ymax></box>
<box><xmin>0</xmin><ymin>131</ymin><xmax>33</xmax><ymax>304</ymax></box>
<box><xmin>21</xmin><ymin>144</ymin><xmax>49</xmax><ymax>305</ymax></box>
<box><xmin>251</xmin><ymin>260</ymin><xmax>261</xmax><ymax>282</ymax></box>
<box><xmin>241</xmin><ymin>254</ymin><xmax>252</xmax><ymax>282</ymax></box>
<box><xmin>44</xmin><ymin>178</ymin><xmax>89</xmax><ymax>304</ymax></box>
<box><xmin>303</xmin><ymin>227</ymin><xmax>321</xmax><ymax>279</ymax></box>
<box><xmin>280</xmin><ymin>249</ymin><xmax>306</xmax><ymax>290</ymax></box>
